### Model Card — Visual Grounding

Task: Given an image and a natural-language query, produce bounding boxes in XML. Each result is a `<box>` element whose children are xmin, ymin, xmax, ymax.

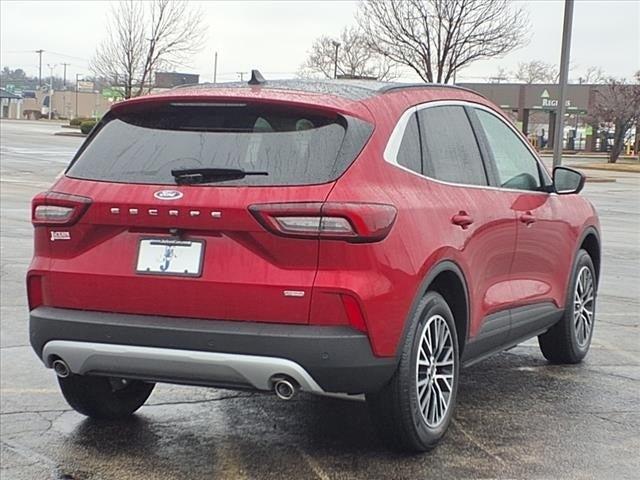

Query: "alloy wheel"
<box><xmin>416</xmin><ymin>315</ymin><xmax>455</xmax><ymax>428</ymax></box>
<box><xmin>574</xmin><ymin>266</ymin><xmax>595</xmax><ymax>348</ymax></box>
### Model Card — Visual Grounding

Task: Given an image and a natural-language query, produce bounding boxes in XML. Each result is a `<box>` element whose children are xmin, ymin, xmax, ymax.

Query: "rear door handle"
<box><xmin>520</xmin><ymin>212</ymin><xmax>536</xmax><ymax>225</ymax></box>
<box><xmin>451</xmin><ymin>211</ymin><xmax>474</xmax><ymax>229</ymax></box>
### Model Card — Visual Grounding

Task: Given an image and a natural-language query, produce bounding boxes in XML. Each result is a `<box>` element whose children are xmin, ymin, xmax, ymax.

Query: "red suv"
<box><xmin>28</xmin><ymin>75</ymin><xmax>600</xmax><ymax>451</ymax></box>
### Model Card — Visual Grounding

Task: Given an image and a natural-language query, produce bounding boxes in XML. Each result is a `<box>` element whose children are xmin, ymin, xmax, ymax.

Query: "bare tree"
<box><xmin>513</xmin><ymin>60</ymin><xmax>558</xmax><ymax>83</ymax></box>
<box><xmin>488</xmin><ymin>67</ymin><xmax>510</xmax><ymax>83</ymax></box>
<box><xmin>300</xmin><ymin>27</ymin><xmax>397</xmax><ymax>81</ymax></box>
<box><xmin>580</xmin><ymin>66</ymin><xmax>606</xmax><ymax>84</ymax></box>
<box><xmin>358</xmin><ymin>0</ymin><xmax>529</xmax><ymax>84</ymax></box>
<box><xmin>92</xmin><ymin>0</ymin><xmax>206</xmax><ymax>99</ymax></box>
<box><xmin>590</xmin><ymin>75</ymin><xmax>640</xmax><ymax>163</ymax></box>
<box><xmin>91</xmin><ymin>1</ymin><xmax>144</xmax><ymax>99</ymax></box>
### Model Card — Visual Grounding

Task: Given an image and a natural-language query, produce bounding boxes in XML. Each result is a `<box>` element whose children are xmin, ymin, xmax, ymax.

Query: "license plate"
<box><xmin>136</xmin><ymin>238</ymin><xmax>204</xmax><ymax>276</ymax></box>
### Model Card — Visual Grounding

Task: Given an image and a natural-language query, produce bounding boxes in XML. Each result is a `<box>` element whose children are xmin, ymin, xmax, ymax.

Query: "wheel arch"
<box><xmin>397</xmin><ymin>260</ymin><xmax>470</xmax><ymax>358</ymax></box>
<box><xmin>579</xmin><ymin>227</ymin><xmax>601</xmax><ymax>284</ymax></box>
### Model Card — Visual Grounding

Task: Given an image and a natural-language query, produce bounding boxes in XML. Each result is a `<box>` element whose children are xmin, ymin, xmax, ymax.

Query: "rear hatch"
<box><xmin>32</xmin><ymin>99</ymin><xmax>372</xmax><ymax>324</ymax></box>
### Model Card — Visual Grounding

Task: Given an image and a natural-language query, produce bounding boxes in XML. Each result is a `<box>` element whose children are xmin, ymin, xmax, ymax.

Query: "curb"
<box><xmin>539</xmin><ymin>152</ymin><xmax>638</xmax><ymax>160</ymax></box>
<box><xmin>54</xmin><ymin>132</ymin><xmax>87</xmax><ymax>138</ymax></box>
<box><xmin>571</xmin><ymin>164</ymin><xmax>640</xmax><ymax>174</ymax></box>
<box><xmin>585</xmin><ymin>176</ymin><xmax>616</xmax><ymax>183</ymax></box>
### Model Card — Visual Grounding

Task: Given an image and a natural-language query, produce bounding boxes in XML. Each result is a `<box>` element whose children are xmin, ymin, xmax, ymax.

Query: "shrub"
<box><xmin>70</xmin><ymin>117</ymin><xmax>90</xmax><ymax>126</ymax></box>
<box><xmin>80</xmin><ymin>120</ymin><xmax>97</xmax><ymax>135</ymax></box>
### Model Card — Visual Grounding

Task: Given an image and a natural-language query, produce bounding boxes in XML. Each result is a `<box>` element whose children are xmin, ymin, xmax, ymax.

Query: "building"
<box><xmin>154</xmin><ymin>72</ymin><xmax>199</xmax><ymax>89</ymax></box>
<box><xmin>458</xmin><ymin>83</ymin><xmax>613</xmax><ymax>152</ymax></box>
<box><xmin>0</xmin><ymin>88</ymin><xmax>22</xmax><ymax>118</ymax></box>
<box><xmin>3</xmin><ymin>87</ymin><xmax>114</xmax><ymax>120</ymax></box>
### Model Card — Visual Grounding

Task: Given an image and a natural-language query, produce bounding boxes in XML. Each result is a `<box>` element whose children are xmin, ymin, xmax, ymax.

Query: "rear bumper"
<box><xmin>30</xmin><ymin>307</ymin><xmax>397</xmax><ymax>394</ymax></box>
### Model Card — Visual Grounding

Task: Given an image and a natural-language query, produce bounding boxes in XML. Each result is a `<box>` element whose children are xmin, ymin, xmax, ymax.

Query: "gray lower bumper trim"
<box><xmin>42</xmin><ymin>340</ymin><xmax>325</xmax><ymax>393</ymax></box>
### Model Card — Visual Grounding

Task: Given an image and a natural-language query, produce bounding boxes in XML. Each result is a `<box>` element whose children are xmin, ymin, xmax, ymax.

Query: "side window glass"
<box><xmin>418</xmin><ymin>106</ymin><xmax>487</xmax><ymax>186</ymax></box>
<box><xmin>475</xmin><ymin>109</ymin><xmax>542</xmax><ymax>191</ymax></box>
<box><xmin>396</xmin><ymin>113</ymin><xmax>421</xmax><ymax>174</ymax></box>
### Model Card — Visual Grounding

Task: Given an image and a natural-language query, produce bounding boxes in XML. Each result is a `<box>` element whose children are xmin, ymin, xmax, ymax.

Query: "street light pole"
<box><xmin>75</xmin><ymin>73</ymin><xmax>82</xmax><ymax>119</ymax></box>
<box><xmin>35</xmin><ymin>49</ymin><xmax>44</xmax><ymax>87</ymax></box>
<box><xmin>61</xmin><ymin>63</ymin><xmax>70</xmax><ymax>88</ymax></box>
<box><xmin>553</xmin><ymin>0</ymin><xmax>575</xmax><ymax>168</ymax></box>
<box><xmin>332</xmin><ymin>41</ymin><xmax>341</xmax><ymax>79</ymax></box>
<box><xmin>47</xmin><ymin>64</ymin><xmax>57</xmax><ymax>120</ymax></box>
<box><xmin>213</xmin><ymin>51</ymin><xmax>218</xmax><ymax>84</ymax></box>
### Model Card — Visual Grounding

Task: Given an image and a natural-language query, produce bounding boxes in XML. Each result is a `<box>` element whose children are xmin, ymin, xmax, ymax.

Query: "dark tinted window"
<box><xmin>418</xmin><ymin>106</ymin><xmax>487</xmax><ymax>186</ymax></box>
<box><xmin>475</xmin><ymin>109</ymin><xmax>542</xmax><ymax>191</ymax></box>
<box><xmin>396</xmin><ymin>113</ymin><xmax>421</xmax><ymax>174</ymax></box>
<box><xmin>67</xmin><ymin>104</ymin><xmax>370</xmax><ymax>186</ymax></box>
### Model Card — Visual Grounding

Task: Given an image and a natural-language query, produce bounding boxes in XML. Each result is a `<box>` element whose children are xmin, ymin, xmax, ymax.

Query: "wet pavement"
<box><xmin>1</xmin><ymin>119</ymin><xmax>639</xmax><ymax>479</ymax></box>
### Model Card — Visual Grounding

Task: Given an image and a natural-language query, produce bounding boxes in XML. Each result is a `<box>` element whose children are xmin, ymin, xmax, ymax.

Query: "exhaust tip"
<box><xmin>273</xmin><ymin>377</ymin><xmax>298</xmax><ymax>401</ymax></box>
<box><xmin>52</xmin><ymin>359</ymin><xmax>70</xmax><ymax>378</ymax></box>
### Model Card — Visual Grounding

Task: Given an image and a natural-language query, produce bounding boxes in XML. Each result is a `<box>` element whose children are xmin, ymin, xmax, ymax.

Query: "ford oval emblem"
<box><xmin>154</xmin><ymin>190</ymin><xmax>183</xmax><ymax>200</ymax></box>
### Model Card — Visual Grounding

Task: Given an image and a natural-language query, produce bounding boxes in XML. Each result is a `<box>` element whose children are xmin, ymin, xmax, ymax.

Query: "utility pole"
<box><xmin>213</xmin><ymin>51</ymin><xmax>218</xmax><ymax>83</ymax></box>
<box><xmin>35</xmin><ymin>49</ymin><xmax>44</xmax><ymax>87</ymax></box>
<box><xmin>332</xmin><ymin>41</ymin><xmax>341</xmax><ymax>79</ymax></box>
<box><xmin>237</xmin><ymin>72</ymin><xmax>245</xmax><ymax>81</ymax></box>
<box><xmin>61</xmin><ymin>63</ymin><xmax>70</xmax><ymax>88</ymax></box>
<box><xmin>553</xmin><ymin>0</ymin><xmax>574</xmax><ymax>168</ymax></box>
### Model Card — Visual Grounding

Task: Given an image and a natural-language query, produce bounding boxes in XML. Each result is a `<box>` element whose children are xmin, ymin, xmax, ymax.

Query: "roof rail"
<box><xmin>379</xmin><ymin>83</ymin><xmax>487</xmax><ymax>99</ymax></box>
<box><xmin>170</xmin><ymin>82</ymin><xmax>205</xmax><ymax>90</ymax></box>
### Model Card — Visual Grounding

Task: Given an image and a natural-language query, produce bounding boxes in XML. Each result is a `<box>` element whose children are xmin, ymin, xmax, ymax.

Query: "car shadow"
<box><xmin>58</xmin><ymin>349</ymin><xmax>597</xmax><ymax>478</ymax></box>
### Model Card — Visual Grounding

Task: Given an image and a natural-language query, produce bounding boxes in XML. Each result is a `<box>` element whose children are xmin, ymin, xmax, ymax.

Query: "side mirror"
<box><xmin>553</xmin><ymin>166</ymin><xmax>585</xmax><ymax>194</ymax></box>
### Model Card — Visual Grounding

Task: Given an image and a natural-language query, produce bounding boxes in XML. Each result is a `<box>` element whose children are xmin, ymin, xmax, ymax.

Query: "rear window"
<box><xmin>418</xmin><ymin>106</ymin><xmax>488</xmax><ymax>186</ymax></box>
<box><xmin>66</xmin><ymin>103</ymin><xmax>372</xmax><ymax>186</ymax></box>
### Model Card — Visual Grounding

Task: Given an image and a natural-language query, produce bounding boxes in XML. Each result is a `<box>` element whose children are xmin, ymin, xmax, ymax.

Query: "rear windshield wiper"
<box><xmin>171</xmin><ymin>168</ymin><xmax>269</xmax><ymax>184</ymax></box>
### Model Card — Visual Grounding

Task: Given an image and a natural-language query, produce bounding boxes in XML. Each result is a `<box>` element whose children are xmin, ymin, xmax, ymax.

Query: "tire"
<box><xmin>366</xmin><ymin>291</ymin><xmax>460</xmax><ymax>452</ymax></box>
<box><xmin>58</xmin><ymin>374</ymin><xmax>155</xmax><ymax>419</ymax></box>
<box><xmin>538</xmin><ymin>249</ymin><xmax>597</xmax><ymax>364</ymax></box>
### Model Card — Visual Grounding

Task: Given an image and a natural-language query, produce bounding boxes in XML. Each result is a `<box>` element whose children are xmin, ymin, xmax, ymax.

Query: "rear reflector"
<box><xmin>341</xmin><ymin>294</ymin><xmax>367</xmax><ymax>332</ymax></box>
<box><xmin>249</xmin><ymin>202</ymin><xmax>397</xmax><ymax>243</ymax></box>
<box><xmin>27</xmin><ymin>274</ymin><xmax>43</xmax><ymax>310</ymax></box>
<box><xmin>32</xmin><ymin>191</ymin><xmax>92</xmax><ymax>226</ymax></box>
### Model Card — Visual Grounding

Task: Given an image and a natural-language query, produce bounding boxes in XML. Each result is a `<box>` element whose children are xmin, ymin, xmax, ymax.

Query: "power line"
<box><xmin>47</xmin><ymin>50</ymin><xmax>90</xmax><ymax>62</ymax></box>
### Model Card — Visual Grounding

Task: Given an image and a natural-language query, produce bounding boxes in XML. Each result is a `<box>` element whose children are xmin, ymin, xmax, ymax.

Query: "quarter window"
<box><xmin>418</xmin><ymin>106</ymin><xmax>487</xmax><ymax>186</ymax></box>
<box><xmin>396</xmin><ymin>113</ymin><xmax>422</xmax><ymax>174</ymax></box>
<box><xmin>475</xmin><ymin>109</ymin><xmax>543</xmax><ymax>191</ymax></box>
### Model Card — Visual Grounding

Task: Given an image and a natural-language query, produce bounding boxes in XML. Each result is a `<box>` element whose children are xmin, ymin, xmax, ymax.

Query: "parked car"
<box><xmin>28</xmin><ymin>74</ymin><xmax>600</xmax><ymax>451</ymax></box>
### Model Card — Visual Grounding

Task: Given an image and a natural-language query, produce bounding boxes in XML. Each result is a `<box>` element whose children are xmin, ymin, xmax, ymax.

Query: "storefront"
<box><xmin>458</xmin><ymin>83</ymin><xmax>606</xmax><ymax>152</ymax></box>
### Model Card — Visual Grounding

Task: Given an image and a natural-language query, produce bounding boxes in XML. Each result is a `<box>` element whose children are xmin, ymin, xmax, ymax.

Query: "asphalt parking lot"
<box><xmin>1</xmin><ymin>119</ymin><xmax>639</xmax><ymax>480</ymax></box>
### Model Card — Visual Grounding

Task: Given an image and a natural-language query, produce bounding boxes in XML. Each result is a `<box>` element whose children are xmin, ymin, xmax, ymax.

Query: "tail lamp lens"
<box><xmin>250</xmin><ymin>202</ymin><xmax>397</xmax><ymax>242</ymax></box>
<box><xmin>34</xmin><ymin>205</ymin><xmax>75</xmax><ymax>223</ymax></box>
<box><xmin>274</xmin><ymin>216</ymin><xmax>355</xmax><ymax>236</ymax></box>
<box><xmin>31</xmin><ymin>192</ymin><xmax>92</xmax><ymax>226</ymax></box>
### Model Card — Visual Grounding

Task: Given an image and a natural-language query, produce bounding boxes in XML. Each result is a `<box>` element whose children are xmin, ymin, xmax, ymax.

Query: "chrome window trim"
<box><xmin>383</xmin><ymin>100</ymin><xmax>553</xmax><ymax>196</ymax></box>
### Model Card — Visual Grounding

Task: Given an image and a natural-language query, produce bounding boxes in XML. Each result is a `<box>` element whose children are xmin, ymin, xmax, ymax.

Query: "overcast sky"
<box><xmin>1</xmin><ymin>0</ymin><xmax>638</xmax><ymax>85</ymax></box>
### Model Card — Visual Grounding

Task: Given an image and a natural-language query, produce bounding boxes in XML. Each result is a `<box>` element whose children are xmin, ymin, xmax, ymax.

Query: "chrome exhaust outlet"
<box><xmin>273</xmin><ymin>376</ymin><xmax>298</xmax><ymax>400</ymax></box>
<box><xmin>52</xmin><ymin>359</ymin><xmax>71</xmax><ymax>378</ymax></box>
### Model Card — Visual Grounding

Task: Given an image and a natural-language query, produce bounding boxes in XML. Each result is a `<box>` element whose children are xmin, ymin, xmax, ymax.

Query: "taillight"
<box><xmin>249</xmin><ymin>202</ymin><xmax>397</xmax><ymax>243</ymax></box>
<box><xmin>32</xmin><ymin>192</ymin><xmax>92</xmax><ymax>226</ymax></box>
